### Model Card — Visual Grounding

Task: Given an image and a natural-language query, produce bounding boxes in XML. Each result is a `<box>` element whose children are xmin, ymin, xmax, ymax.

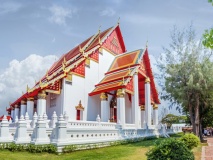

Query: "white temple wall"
<box><xmin>98</xmin><ymin>49</ymin><xmax>115</xmax><ymax>81</ymax></box>
<box><xmin>63</xmin><ymin>75</ymin><xmax>85</xmax><ymax>121</ymax></box>
<box><xmin>125</xmin><ymin>94</ymin><xmax>132</xmax><ymax>124</ymax></box>
<box><xmin>59</xmin><ymin>49</ymin><xmax>115</xmax><ymax>122</ymax></box>
<box><xmin>84</xmin><ymin>60</ymin><xmax>99</xmax><ymax>121</ymax></box>
<box><xmin>87</xmin><ymin>94</ymin><xmax>100</xmax><ymax>121</ymax></box>
<box><xmin>46</xmin><ymin>93</ymin><xmax>62</xmax><ymax>119</ymax></box>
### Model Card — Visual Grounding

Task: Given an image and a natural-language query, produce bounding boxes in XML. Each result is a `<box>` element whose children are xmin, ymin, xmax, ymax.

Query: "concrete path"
<box><xmin>202</xmin><ymin>137</ymin><xmax>213</xmax><ymax>160</ymax></box>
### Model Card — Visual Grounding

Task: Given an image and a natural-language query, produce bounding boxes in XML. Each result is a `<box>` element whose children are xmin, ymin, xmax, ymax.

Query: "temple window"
<box><xmin>50</xmin><ymin>93</ymin><xmax>56</xmax><ymax>108</ymax></box>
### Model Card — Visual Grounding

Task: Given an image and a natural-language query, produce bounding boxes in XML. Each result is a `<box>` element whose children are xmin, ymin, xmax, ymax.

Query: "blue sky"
<box><xmin>0</xmin><ymin>0</ymin><xmax>212</xmax><ymax>115</ymax></box>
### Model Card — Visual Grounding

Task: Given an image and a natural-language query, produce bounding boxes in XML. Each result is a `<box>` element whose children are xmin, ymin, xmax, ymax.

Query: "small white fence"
<box><xmin>0</xmin><ymin>112</ymin><xmax>183</xmax><ymax>151</ymax></box>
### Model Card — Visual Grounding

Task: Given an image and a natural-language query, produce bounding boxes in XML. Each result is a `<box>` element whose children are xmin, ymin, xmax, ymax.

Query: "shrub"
<box><xmin>180</xmin><ymin>133</ymin><xmax>200</xmax><ymax>150</ymax></box>
<box><xmin>146</xmin><ymin>138</ymin><xmax>194</xmax><ymax>160</ymax></box>
<box><xmin>63</xmin><ymin>145</ymin><xmax>77</xmax><ymax>153</ymax></box>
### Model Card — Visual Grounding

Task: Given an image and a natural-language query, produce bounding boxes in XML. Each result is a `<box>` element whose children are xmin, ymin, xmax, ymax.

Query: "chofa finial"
<box><xmin>98</xmin><ymin>25</ymin><xmax>101</xmax><ymax>33</ymax></box>
<box><xmin>117</xmin><ymin>17</ymin><xmax>120</xmax><ymax>25</ymax></box>
<box><xmin>146</xmin><ymin>40</ymin><xmax>148</xmax><ymax>48</ymax></box>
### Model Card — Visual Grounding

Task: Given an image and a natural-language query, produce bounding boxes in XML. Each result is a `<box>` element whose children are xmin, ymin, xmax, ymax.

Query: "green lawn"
<box><xmin>0</xmin><ymin>134</ymin><xmax>205</xmax><ymax>160</ymax></box>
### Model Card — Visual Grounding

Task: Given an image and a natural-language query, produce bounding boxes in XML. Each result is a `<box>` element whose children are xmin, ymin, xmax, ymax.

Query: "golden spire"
<box><xmin>63</xmin><ymin>57</ymin><xmax>67</xmax><ymax>65</ymax></box>
<box><xmin>26</xmin><ymin>85</ymin><xmax>29</xmax><ymax>92</ymax></box>
<box><xmin>122</xmin><ymin>76</ymin><xmax>125</xmax><ymax>84</ymax></box>
<box><xmin>46</xmin><ymin>70</ymin><xmax>49</xmax><ymax>80</ymax></box>
<box><xmin>146</xmin><ymin>40</ymin><xmax>148</xmax><ymax>48</ymax></box>
<box><xmin>99</xmin><ymin>36</ymin><xmax>102</xmax><ymax>45</ymax></box>
<box><xmin>117</xmin><ymin>17</ymin><xmax>120</xmax><ymax>25</ymax></box>
<box><xmin>79</xmin><ymin>45</ymin><xmax>83</xmax><ymax>53</ymax></box>
<box><xmin>98</xmin><ymin>25</ymin><xmax>101</xmax><ymax>34</ymax></box>
<box><xmin>39</xmin><ymin>80</ymin><xmax>42</xmax><ymax>86</ymax></box>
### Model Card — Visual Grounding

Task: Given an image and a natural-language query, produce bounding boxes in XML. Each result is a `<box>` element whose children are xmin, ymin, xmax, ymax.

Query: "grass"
<box><xmin>0</xmin><ymin>134</ymin><xmax>205</xmax><ymax>160</ymax></box>
<box><xmin>193</xmin><ymin>142</ymin><xmax>208</xmax><ymax>160</ymax></box>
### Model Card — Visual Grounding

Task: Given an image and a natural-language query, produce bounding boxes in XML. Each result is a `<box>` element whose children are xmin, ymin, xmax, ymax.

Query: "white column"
<box><xmin>132</xmin><ymin>73</ymin><xmax>141</xmax><ymax>128</ymax></box>
<box><xmin>153</xmin><ymin>104</ymin><xmax>158</xmax><ymax>125</ymax></box>
<box><xmin>140</xmin><ymin>105</ymin><xmax>145</xmax><ymax>128</ymax></box>
<box><xmin>116</xmin><ymin>89</ymin><xmax>126</xmax><ymax>127</ymax></box>
<box><xmin>100</xmin><ymin>93</ymin><xmax>109</xmax><ymax>122</ymax></box>
<box><xmin>145</xmin><ymin>77</ymin><xmax>151</xmax><ymax>127</ymax></box>
<box><xmin>14</xmin><ymin>105</ymin><xmax>20</xmax><ymax>119</ymax></box>
<box><xmin>11</xmin><ymin>108</ymin><xmax>14</xmax><ymax>122</ymax></box>
<box><xmin>27</xmin><ymin>97</ymin><xmax>34</xmax><ymax>120</ymax></box>
<box><xmin>20</xmin><ymin>100</ymin><xmax>27</xmax><ymax>117</ymax></box>
<box><xmin>37</xmin><ymin>90</ymin><xmax>47</xmax><ymax>117</ymax></box>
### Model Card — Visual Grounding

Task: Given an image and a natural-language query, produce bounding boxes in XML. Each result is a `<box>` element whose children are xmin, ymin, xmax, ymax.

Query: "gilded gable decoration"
<box><xmin>75</xmin><ymin>100</ymin><xmax>84</xmax><ymax>111</ymax></box>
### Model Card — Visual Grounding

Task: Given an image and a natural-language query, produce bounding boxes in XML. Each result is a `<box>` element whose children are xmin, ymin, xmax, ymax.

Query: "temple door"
<box><xmin>110</xmin><ymin>92</ymin><xmax>117</xmax><ymax>122</ymax></box>
<box><xmin>76</xmin><ymin>110</ymin><xmax>80</xmax><ymax>120</ymax></box>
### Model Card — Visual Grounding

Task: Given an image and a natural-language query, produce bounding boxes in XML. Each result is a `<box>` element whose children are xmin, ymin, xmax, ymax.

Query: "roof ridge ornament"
<box><xmin>26</xmin><ymin>85</ymin><xmax>29</xmax><ymax>92</ymax></box>
<box><xmin>98</xmin><ymin>25</ymin><xmax>101</xmax><ymax>34</ymax></box>
<box><xmin>128</xmin><ymin>66</ymin><xmax>131</xmax><ymax>75</ymax></box>
<box><xmin>79</xmin><ymin>45</ymin><xmax>84</xmax><ymax>53</ymax></box>
<box><xmin>146</xmin><ymin>40</ymin><xmax>148</xmax><ymax>48</ymax></box>
<box><xmin>46</xmin><ymin>69</ymin><xmax>49</xmax><ymax>81</ymax></box>
<box><xmin>117</xmin><ymin>17</ymin><xmax>120</xmax><ymax>25</ymax></box>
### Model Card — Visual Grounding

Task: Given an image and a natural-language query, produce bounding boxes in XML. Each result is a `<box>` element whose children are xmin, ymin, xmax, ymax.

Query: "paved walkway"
<box><xmin>202</xmin><ymin>137</ymin><xmax>213</xmax><ymax>160</ymax></box>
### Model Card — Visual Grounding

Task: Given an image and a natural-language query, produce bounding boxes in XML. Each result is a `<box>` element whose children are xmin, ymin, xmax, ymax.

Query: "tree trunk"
<box><xmin>188</xmin><ymin>104</ymin><xmax>196</xmax><ymax>134</ymax></box>
<box><xmin>194</xmin><ymin>94</ymin><xmax>200</xmax><ymax>137</ymax></box>
<box><xmin>199</xmin><ymin>121</ymin><xmax>204</xmax><ymax>142</ymax></box>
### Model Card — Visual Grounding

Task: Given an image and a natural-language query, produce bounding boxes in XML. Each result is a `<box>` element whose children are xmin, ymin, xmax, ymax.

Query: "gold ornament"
<box><xmin>21</xmin><ymin>100</ymin><xmax>27</xmax><ymax>105</ymax></box>
<box><xmin>116</xmin><ymin>89</ymin><xmax>125</xmax><ymax>98</ymax></box>
<box><xmin>145</xmin><ymin>77</ymin><xmax>150</xmax><ymax>83</ymax></box>
<box><xmin>75</xmin><ymin>100</ymin><xmax>84</xmax><ymax>111</ymax></box>
<box><xmin>140</xmin><ymin>105</ymin><xmax>145</xmax><ymax>111</ymax></box>
<box><xmin>85</xmin><ymin>57</ymin><xmax>90</xmax><ymax>67</ymax></box>
<box><xmin>27</xmin><ymin>97</ymin><xmax>34</xmax><ymax>101</ymax></box>
<box><xmin>153</xmin><ymin>104</ymin><xmax>158</xmax><ymax>110</ymax></box>
<box><xmin>38</xmin><ymin>90</ymin><xmax>46</xmax><ymax>99</ymax></box>
<box><xmin>100</xmin><ymin>92</ymin><xmax>108</xmax><ymax>100</ymax></box>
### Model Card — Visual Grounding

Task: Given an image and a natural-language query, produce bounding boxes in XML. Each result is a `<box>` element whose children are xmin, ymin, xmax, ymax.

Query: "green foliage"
<box><xmin>203</xmin><ymin>29</ymin><xmax>213</xmax><ymax>49</ymax></box>
<box><xmin>208</xmin><ymin>0</ymin><xmax>213</xmax><ymax>5</ymax></box>
<box><xmin>157</xmin><ymin>25</ymin><xmax>213</xmax><ymax>137</ymax></box>
<box><xmin>146</xmin><ymin>138</ymin><xmax>194</xmax><ymax>160</ymax></box>
<box><xmin>27</xmin><ymin>144</ymin><xmax>57</xmax><ymax>153</ymax></box>
<box><xmin>161</xmin><ymin>114</ymin><xmax>187</xmax><ymax>127</ymax></box>
<box><xmin>180</xmin><ymin>133</ymin><xmax>200</xmax><ymax>150</ymax></box>
<box><xmin>0</xmin><ymin>143</ymin><xmax>56</xmax><ymax>153</ymax></box>
<box><xmin>63</xmin><ymin>145</ymin><xmax>77</xmax><ymax>153</ymax></box>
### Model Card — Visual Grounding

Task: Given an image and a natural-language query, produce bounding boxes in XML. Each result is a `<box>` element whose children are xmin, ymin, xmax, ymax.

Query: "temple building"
<box><xmin>6</xmin><ymin>23</ymin><xmax>160</xmax><ymax>129</ymax></box>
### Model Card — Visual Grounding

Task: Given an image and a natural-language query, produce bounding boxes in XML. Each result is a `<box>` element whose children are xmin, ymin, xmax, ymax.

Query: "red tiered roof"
<box><xmin>89</xmin><ymin>48</ymin><xmax>160</xmax><ymax>105</ymax></box>
<box><xmin>9</xmin><ymin>24</ymin><xmax>126</xmax><ymax>109</ymax></box>
<box><xmin>89</xmin><ymin>49</ymin><xmax>143</xmax><ymax>96</ymax></box>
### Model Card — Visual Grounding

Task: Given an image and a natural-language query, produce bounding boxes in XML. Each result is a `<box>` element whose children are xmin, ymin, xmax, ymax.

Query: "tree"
<box><xmin>161</xmin><ymin>114</ymin><xmax>187</xmax><ymax>127</ymax></box>
<box><xmin>203</xmin><ymin>29</ymin><xmax>213</xmax><ymax>49</ymax></box>
<box><xmin>208</xmin><ymin>0</ymin><xmax>213</xmax><ymax>5</ymax></box>
<box><xmin>161</xmin><ymin>114</ymin><xmax>179</xmax><ymax>127</ymax></box>
<box><xmin>157</xmin><ymin>26</ymin><xmax>213</xmax><ymax>139</ymax></box>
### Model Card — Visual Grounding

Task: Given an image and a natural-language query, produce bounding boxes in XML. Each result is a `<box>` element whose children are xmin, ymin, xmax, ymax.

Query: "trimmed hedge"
<box><xmin>0</xmin><ymin>143</ymin><xmax>57</xmax><ymax>153</ymax></box>
<box><xmin>180</xmin><ymin>133</ymin><xmax>200</xmax><ymax>150</ymax></box>
<box><xmin>146</xmin><ymin>138</ymin><xmax>194</xmax><ymax>160</ymax></box>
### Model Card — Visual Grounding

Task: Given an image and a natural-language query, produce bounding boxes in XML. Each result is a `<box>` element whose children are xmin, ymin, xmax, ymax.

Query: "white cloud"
<box><xmin>0</xmin><ymin>1</ymin><xmax>22</xmax><ymax>15</ymax></box>
<box><xmin>0</xmin><ymin>54</ymin><xmax>58</xmax><ymax>115</ymax></box>
<box><xmin>100</xmin><ymin>8</ymin><xmax>116</xmax><ymax>17</ymax></box>
<box><xmin>48</xmin><ymin>5</ymin><xmax>75</xmax><ymax>25</ymax></box>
